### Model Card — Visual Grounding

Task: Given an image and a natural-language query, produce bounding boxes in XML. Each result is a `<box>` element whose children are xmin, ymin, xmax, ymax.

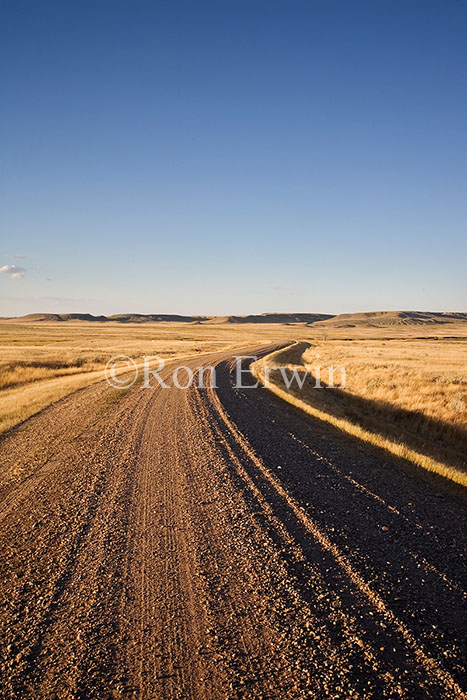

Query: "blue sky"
<box><xmin>1</xmin><ymin>0</ymin><xmax>466</xmax><ymax>316</ymax></box>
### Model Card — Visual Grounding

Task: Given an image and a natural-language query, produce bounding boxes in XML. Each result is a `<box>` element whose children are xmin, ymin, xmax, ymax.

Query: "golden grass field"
<box><xmin>1</xmin><ymin>319</ymin><xmax>466</xmax><ymax>486</ymax></box>
<box><xmin>0</xmin><ymin>320</ymin><xmax>293</xmax><ymax>435</ymax></box>
<box><xmin>252</xmin><ymin>328</ymin><xmax>467</xmax><ymax>486</ymax></box>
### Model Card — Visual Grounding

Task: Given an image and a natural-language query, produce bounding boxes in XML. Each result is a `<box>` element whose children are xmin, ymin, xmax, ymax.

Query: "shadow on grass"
<box><xmin>272</xmin><ymin>366</ymin><xmax>467</xmax><ymax>474</ymax></box>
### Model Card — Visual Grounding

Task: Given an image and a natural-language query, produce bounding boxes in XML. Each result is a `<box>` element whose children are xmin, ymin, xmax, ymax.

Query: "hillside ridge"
<box><xmin>2</xmin><ymin>310</ymin><xmax>467</xmax><ymax>325</ymax></box>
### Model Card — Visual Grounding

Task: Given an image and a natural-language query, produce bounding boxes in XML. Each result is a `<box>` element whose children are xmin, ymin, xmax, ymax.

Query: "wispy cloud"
<box><xmin>0</xmin><ymin>264</ymin><xmax>26</xmax><ymax>279</ymax></box>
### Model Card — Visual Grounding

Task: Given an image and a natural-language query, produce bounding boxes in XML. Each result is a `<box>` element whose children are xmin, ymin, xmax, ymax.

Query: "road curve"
<box><xmin>0</xmin><ymin>345</ymin><xmax>466</xmax><ymax>699</ymax></box>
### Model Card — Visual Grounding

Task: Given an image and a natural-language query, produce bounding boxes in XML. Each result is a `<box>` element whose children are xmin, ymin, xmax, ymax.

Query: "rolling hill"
<box><xmin>2</xmin><ymin>311</ymin><xmax>467</xmax><ymax>326</ymax></box>
<box><xmin>312</xmin><ymin>311</ymin><xmax>467</xmax><ymax>328</ymax></box>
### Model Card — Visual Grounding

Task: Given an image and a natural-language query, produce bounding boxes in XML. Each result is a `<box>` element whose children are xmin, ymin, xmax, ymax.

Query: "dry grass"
<box><xmin>252</xmin><ymin>336</ymin><xmax>467</xmax><ymax>487</ymax></box>
<box><xmin>2</xmin><ymin>319</ymin><xmax>467</xmax><ymax>490</ymax></box>
<box><xmin>302</xmin><ymin>338</ymin><xmax>467</xmax><ymax>427</ymax></box>
<box><xmin>0</xmin><ymin>321</ymin><xmax>292</xmax><ymax>435</ymax></box>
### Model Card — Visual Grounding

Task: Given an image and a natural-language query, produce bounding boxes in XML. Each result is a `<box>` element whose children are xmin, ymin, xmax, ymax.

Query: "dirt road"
<box><xmin>0</xmin><ymin>345</ymin><xmax>466</xmax><ymax>699</ymax></box>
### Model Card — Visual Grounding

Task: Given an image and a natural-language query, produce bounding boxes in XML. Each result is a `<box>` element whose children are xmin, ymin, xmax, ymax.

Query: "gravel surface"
<box><xmin>0</xmin><ymin>345</ymin><xmax>466</xmax><ymax>699</ymax></box>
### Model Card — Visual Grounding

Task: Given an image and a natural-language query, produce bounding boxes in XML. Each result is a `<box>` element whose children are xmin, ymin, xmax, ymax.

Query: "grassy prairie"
<box><xmin>0</xmin><ymin>321</ymin><xmax>295</xmax><ymax>435</ymax></box>
<box><xmin>1</xmin><ymin>319</ymin><xmax>467</xmax><ymax>488</ymax></box>
<box><xmin>302</xmin><ymin>336</ymin><xmax>467</xmax><ymax>430</ymax></box>
<box><xmin>252</xmin><ymin>329</ymin><xmax>467</xmax><ymax>486</ymax></box>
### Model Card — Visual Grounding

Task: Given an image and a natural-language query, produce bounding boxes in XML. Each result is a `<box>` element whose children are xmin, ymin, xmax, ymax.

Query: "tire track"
<box><xmin>0</xmin><ymin>344</ymin><xmax>465</xmax><ymax>699</ymax></box>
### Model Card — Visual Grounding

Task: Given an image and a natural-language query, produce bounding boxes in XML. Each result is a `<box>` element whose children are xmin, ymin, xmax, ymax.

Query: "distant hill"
<box><xmin>7</xmin><ymin>312</ymin><xmax>333</xmax><ymax>324</ymax></box>
<box><xmin>15</xmin><ymin>313</ymin><xmax>110</xmax><ymax>323</ymax></box>
<box><xmin>203</xmin><ymin>313</ymin><xmax>332</xmax><ymax>325</ymax></box>
<box><xmin>12</xmin><ymin>313</ymin><xmax>208</xmax><ymax>323</ymax></box>
<box><xmin>3</xmin><ymin>311</ymin><xmax>467</xmax><ymax>326</ymax></box>
<box><xmin>108</xmin><ymin>313</ymin><xmax>207</xmax><ymax>323</ymax></box>
<box><xmin>313</xmin><ymin>311</ymin><xmax>467</xmax><ymax>328</ymax></box>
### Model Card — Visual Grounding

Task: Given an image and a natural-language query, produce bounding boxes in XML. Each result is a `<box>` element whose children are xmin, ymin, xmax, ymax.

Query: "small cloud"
<box><xmin>3</xmin><ymin>252</ymin><xmax>25</xmax><ymax>259</ymax></box>
<box><xmin>0</xmin><ymin>264</ymin><xmax>26</xmax><ymax>279</ymax></box>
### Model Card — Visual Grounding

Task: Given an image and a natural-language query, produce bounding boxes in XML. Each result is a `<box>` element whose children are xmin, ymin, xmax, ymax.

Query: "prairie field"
<box><xmin>252</xmin><ymin>327</ymin><xmax>467</xmax><ymax>485</ymax></box>
<box><xmin>302</xmin><ymin>337</ymin><xmax>467</xmax><ymax>430</ymax></box>
<box><xmin>0</xmin><ymin>320</ymin><xmax>293</xmax><ymax>435</ymax></box>
<box><xmin>1</xmin><ymin>319</ymin><xmax>467</xmax><ymax>484</ymax></box>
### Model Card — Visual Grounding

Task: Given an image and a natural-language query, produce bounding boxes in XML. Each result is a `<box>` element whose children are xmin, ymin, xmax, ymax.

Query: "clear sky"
<box><xmin>1</xmin><ymin>0</ymin><xmax>466</xmax><ymax>316</ymax></box>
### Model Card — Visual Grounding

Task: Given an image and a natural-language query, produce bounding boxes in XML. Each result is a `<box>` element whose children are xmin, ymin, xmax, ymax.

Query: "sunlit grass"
<box><xmin>252</xmin><ymin>339</ymin><xmax>467</xmax><ymax>487</ymax></box>
<box><xmin>2</xmin><ymin>318</ymin><xmax>467</xmax><ymax>477</ymax></box>
<box><xmin>0</xmin><ymin>321</ymin><xmax>283</xmax><ymax>434</ymax></box>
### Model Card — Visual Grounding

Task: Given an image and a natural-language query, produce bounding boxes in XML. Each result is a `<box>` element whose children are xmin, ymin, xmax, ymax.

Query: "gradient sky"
<box><xmin>1</xmin><ymin>0</ymin><xmax>466</xmax><ymax>316</ymax></box>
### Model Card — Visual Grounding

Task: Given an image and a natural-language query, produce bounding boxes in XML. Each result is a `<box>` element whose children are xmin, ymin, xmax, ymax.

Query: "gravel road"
<box><xmin>0</xmin><ymin>345</ymin><xmax>466</xmax><ymax>699</ymax></box>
